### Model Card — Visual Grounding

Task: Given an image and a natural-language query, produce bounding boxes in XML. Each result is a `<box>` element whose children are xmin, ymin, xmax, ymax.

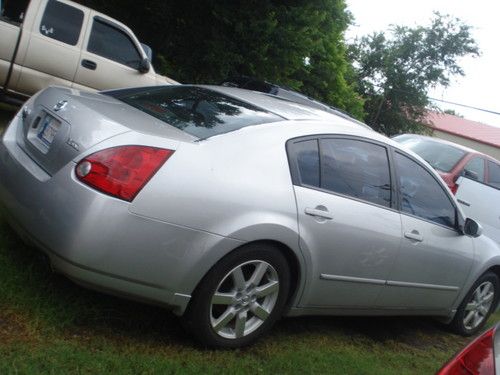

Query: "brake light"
<box><xmin>437</xmin><ymin>327</ymin><xmax>495</xmax><ymax>375</ymax></box>
<box><xmin>75</xmin><ymin>145</ymin><xmax>174</xmax><ymax>202</ymax></box>
<box><xmin>450</xmin><ymin>183</ymin><xmax>458</xmax><ymax>195</ymax></box>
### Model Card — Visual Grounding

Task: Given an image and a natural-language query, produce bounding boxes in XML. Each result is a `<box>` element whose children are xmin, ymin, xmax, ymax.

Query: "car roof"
<box><xmin>201</xmin><ymin>85</ymin><xmax>372</xmax><ymax>130</ymax></box>
<box><xmin>393</xmin><ymin>133</ymin><xmax>483</xmax><ymax>155</ymax></box>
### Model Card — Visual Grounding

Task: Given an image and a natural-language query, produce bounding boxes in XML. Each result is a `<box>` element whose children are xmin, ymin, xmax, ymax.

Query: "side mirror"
<box><xmin>138</xmin><ymin>58</ymin><xmax>151</xmax><ymax>74</ymax></box>
<box><xmin>463</xmin><ymin>218</ymin><xmax>483</xmax><ymax>238</ymax></box>
<box><xmin>462</xmin><ymin>169</ymin><xmax>479</xmax><ymax>181</ymax></box>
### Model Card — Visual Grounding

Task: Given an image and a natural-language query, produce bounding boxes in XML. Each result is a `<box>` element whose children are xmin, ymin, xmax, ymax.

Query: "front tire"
<box><xmin>182</xmin><ymin>244</ymin><xmax>290</xmax><ymax>348</ymax></box>
<box><xmin>450</xmin><ymin>272</ymin><xmax>499</xmax><ymax>336</ymax></box>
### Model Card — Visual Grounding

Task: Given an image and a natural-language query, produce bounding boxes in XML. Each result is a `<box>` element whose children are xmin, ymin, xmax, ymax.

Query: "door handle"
<box><xmin>404</xmin><ymin>230</ymin><xmax>423</xmax><ymax>242</ymax></box>
<box><xmin>305</xmin><ymin>207</ymin><xmax>333</xmax><ymax>220</ymax></box>
<box><xmin>457</xmin><ymin>199</ymin><xmax>471</xmax><ymax>207</ymax></box>
<box><xmin>81</xmin><ymin>59</ymin><xmax>97</xmax><ymax>70</ymax></box>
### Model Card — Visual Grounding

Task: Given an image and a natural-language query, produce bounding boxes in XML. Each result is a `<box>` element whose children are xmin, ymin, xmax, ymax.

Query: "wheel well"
<box><xmin>228</xmin><ymin>240</ymin><xmax>301</xmax><ymax>312</ymax></box>
<box><xmin>486</xmin><ymin>266</ymin><xmax>500</xmax><ymax>309</ymax></box>
<box><xmin>486</xmin><ymin>266</ymin><xmax>500</xmax><ymax>283</ymax></box>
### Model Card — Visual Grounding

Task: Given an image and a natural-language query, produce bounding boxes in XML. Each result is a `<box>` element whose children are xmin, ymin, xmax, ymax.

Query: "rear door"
<box><xmin>290</xmin><ymin>136</ymin><xmax>402</xmax><ymax>308</ymax></box>
<box><xmin>15</xmin><ymin>0</ymin><xmax>89</xmax><ymax>95</ymax></box>
<box><xmin>73</xmin><ymin>13</ymin><xmax>156</xmax><ymax>91</ymax></box>
<box><xmin>377</xmin><ymin>150</ymin><xmax>474</xmax><ymax>310</ymax></box>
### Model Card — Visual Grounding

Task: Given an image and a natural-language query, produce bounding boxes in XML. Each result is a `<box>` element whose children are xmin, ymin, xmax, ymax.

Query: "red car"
<box><xmin>437</xmin><ymin>324</ymin><xmax>499</xmax><ymax>374</ymax></box>
<box><xmin>393</xmin><ymin>134</ymin><xmax>500</xmax><ymax>194</ymax></box>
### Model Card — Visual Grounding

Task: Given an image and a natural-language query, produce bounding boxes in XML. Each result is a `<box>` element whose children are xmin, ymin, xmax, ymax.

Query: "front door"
<box><xmin>377</xmin><ymin>151</ymin><xmax>474</xmax><ymax>310</ymax></box>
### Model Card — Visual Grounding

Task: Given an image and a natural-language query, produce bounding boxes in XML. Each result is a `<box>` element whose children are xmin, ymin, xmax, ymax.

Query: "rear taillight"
<box><xmin>75</xmin><ymin>145</ymin><xmax>174</xmax><ymax>202</ymax></box>
<box><xmin>437</xmin><ymin>327</ymin><xmax>495</xmax><ymax>375</ymax></box>
<box><xmin>450</xmin><ymin>183</ymin><xmax>458</xmax><ymax>195</ymax></box>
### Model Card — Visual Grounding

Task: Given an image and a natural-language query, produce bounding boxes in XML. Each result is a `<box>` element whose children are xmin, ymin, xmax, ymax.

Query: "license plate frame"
<box><xmin>37</xmin><ymin>114</ymin><xmax>61</xmax><ymax>146</ymax></box>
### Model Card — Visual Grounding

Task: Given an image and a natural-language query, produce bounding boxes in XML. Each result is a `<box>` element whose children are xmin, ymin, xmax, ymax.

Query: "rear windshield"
<box><xmin>107</xmin><ymin>86</ymin><xmax>284</xmax><ymax>138</ymax></box>
<box><xmin>396</xmin><ymin>137</ymin><xmax>466</xmax><ymax>172</ymax></box>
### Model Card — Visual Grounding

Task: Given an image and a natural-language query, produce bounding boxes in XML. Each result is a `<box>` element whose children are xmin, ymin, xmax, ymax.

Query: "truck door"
<box><xmin>14</xmin><ymin>0</ymin><xmax>89</xmax><ymax>96</ymax></box>
<box><xmin>73</xmin><ymin>13</ymin><xmax>157</xmax><ymax>91</ymax></box>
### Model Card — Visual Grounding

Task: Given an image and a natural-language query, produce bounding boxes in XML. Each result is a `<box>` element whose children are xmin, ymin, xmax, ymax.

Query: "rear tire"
<box><xmin>182</xmin><ymin>243</ymin><xmax>290</xmax><ymax>348</ymax></box>
<box><xmin>449</xmin><ymin>272</ymin><xmax>499</xmax><ymax>336</ymax></box>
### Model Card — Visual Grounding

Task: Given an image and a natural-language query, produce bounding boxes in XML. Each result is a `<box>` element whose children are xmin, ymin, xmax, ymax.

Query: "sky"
<box><xmin>345</xmin><ymin>0</ymin><xmax>500</xmax><ymax>128</ymax></box>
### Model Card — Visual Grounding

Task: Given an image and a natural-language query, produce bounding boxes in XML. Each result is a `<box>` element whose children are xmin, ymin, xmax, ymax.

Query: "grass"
<box><xmin>0</xmin><ymin>110</ymin><xmax>498</xmax><ymax>374</ymax></box>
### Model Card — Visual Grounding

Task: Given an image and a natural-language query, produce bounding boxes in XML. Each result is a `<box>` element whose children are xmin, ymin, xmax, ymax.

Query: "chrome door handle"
<box><xmin>457</xmin><ymin>199</ymin><xmax>471</xmax><ymax>207</ymax></box>
<box><xmin>305</xmin><ymin>207</ymin><xmax>333</xmax><ymax>220</ymax></box>
<box><xmin>404</xmin><ymin>230</ymin><xmax>423</xmax><ymax>242</ymax></box>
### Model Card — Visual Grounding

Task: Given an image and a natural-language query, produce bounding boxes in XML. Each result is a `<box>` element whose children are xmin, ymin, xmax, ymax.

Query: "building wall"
<box><xmin>432</xmin><ymin>130</ymin><xmax>500</xmax><ymax>161</ymax></box>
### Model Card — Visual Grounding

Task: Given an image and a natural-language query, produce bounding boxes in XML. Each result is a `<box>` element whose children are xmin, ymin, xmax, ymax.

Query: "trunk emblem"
<box><xmin>66</xmin><ymin>139</ymin><xmax>80</xmax><ymax>151</ymax></box>
<box><xmin>54</xmin><ymin>100</ymin><xmax>68</xmax><ymax>112</ymax></box>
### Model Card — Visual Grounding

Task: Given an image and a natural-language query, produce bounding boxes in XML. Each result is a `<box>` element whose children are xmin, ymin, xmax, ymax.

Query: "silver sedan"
<box><xmin>0</xmin><ymin>85</ymin><xmax>499</xmax><ymax>348</ymax></box>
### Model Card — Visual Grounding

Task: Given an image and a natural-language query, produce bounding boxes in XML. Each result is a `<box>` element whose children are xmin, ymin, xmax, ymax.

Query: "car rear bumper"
<box><xmin>0</xmin><ymin>116</ymin><xmax>240</xmax><ymax>315</ymax></box>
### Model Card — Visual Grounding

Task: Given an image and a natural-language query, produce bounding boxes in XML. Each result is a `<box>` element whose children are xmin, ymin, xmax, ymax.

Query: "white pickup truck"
<box><xmin>0</xmin><ymin>0</ymin><xmax>177</xmax><ymax>102</ymax></box>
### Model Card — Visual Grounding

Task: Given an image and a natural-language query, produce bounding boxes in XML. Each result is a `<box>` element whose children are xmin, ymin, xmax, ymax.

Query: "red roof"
<box><xmin>425</xmin><ymin>112</ymin><xmax>500</xmax><ymax>148</ymax></box>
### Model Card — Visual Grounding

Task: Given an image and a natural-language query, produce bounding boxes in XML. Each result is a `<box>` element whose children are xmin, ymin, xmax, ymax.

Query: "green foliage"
<box><xmin>77</xmin><ymin>0</ymin><xmax>364</xmax><ymax>118</ymax></box>
<box><xmin>349</xmin><ymin>13</ymin><xmax>479</xmax><ymax>135</ymax></box>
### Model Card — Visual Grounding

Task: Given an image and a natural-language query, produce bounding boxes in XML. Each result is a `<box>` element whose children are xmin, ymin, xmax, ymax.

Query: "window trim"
<box><xmin>286</xmin><ymin>134</ymin><xmax>397</xmax><ymax>212</ymax></box>
<box><xmin>391</xmin><ymin>147</ymin><xmax>461</xmax><ymax>232</ymax></box>
<box><xmin>87</xmin><ymin>16</ymin><xmax>143</xmax><ymax>68</ymax></box>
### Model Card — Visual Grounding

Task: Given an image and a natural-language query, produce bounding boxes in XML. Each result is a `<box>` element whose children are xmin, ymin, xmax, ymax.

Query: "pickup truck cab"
<box><xmin>0</xmin><ymin>0</ymin><xmax>177</xmax><ymax>100</ymax></box>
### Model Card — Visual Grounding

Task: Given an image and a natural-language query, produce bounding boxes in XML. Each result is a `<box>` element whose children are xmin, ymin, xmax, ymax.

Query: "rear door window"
<box><xmin>288</xmin><ymin>139</ymin><xmax>320</xmax><ymax>188</ymax></box>
<box><xmin>88</xmin><ymin>18</ymin><xmax>141</xmax><ymax>69</ymax></box>
<box><xmin>39</xmin><ymin>0</ymin><xmax>84</xmax><ymax>46</ymax></box>
<box><xmin>488</xmin><ymin>161</ymin><xmax>500</xmax><ymax>189</ymax></box>
<box><xmin>319</xmin><ymin>138</ymin><xmax>392</xmax><ymax>208</ymax></box>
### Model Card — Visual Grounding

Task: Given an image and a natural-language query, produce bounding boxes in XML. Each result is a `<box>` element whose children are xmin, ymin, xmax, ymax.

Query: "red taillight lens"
<box><xmin>450</xmin><ymin>183</ymin><xmax>458</xmax><ymax>195</ymax></box>
<box><xmin>437</xmin><ymin>327</ymin><xmax>495</xmax><ymax>375</ymax></box>
<box><xmin>75</xmin><ymin>145</ymin><xmax>174</xmax><ymax>202</ymax></box>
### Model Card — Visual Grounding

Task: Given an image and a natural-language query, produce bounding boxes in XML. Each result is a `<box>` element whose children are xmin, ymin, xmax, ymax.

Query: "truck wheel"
<box><xmin>450</xmin><ymin>272</ymin><xmax>499</xmax><ymax>336</ymax></box>
<box><xmin>182</xmin><ymin>243</ymin><xmax>290</xmax><ymax>348</ymax></box>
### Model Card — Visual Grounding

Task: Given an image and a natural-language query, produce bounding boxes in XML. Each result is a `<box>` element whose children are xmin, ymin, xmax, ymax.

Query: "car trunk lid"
<box><xmin>16</xmin><ymin>87</ymin><xmax>194</xmax><ymax>175</ymax></box>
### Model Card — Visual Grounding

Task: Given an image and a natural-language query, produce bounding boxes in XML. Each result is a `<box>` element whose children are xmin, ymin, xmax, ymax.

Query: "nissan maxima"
<box><xmin>0</xmin><ymin>85</ymin><xmax>499</xmax><ymax>348</ymax></box>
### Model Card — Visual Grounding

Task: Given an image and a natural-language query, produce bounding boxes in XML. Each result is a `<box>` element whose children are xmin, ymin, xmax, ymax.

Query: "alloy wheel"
<box><xmin>210</xmin><ymin>260</ymin><xmax>280</xmax><ymax>339</ymax></box>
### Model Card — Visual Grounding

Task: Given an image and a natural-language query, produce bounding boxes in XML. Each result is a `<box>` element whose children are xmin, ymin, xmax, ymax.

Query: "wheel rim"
<box><xmin>463</xmin><ymin>281</ymin><xmax>495</xmax><ymax>330</ymax></box>
<box><xmin>210</xmin><ymin>260</ymin><xmax>280</xmax><ymax>339</ymax></box>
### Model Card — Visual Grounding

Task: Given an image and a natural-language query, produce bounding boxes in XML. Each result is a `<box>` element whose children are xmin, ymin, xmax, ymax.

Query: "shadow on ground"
<box><xmin>0</xmin><ymin>215</ymin><xmax>469</xmax><ymax>353</ymax></box>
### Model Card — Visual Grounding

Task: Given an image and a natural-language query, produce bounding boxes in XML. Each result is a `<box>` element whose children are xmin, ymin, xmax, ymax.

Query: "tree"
<box><xmin>349</xmin><ymin>13</ymin><xmax>479</xmax><ymax>135</ymax></box>
<box><xmin>78</xmin><ymin>0</ymin><xmax>364</xmax><ymax>118</ymax></box>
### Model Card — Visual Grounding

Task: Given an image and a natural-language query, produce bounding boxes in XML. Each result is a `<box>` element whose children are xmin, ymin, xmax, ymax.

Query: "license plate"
<box><xmin>38</xmin><ymin>115</ymin><xmax>61</xmax><ymax>146</ymax></box>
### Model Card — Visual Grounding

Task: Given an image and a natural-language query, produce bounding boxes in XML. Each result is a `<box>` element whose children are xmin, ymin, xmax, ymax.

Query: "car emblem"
<box><xmin>53</xmin><ymin>100</ymin><xmax>68</xmax><ymax>112</ymax></box>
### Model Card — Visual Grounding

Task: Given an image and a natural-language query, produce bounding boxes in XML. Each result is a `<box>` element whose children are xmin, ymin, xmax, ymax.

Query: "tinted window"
<box><xmin>488</xmin><ymin>161</ymin><xmax>500</xmax><ymax>189</ymax></box>
<box><xmin>320</xmin><ymin>139</ymin><xmax>391</xmax><ymax>207</ymax></box>
<box><xmin>39</xmin><ymin>0</ymin><xmax>83</xmax><ymax>46</ymax></box>
<box><xmin>88</xmin><ymin>19</ymin><xmax>141</xmax><ymax>68</ymax></box>
<box><xmin>290</xmin><ymin>140</ymin><xmax>320</xmax><ymax>188</ymax></box>
<box><xmin>395</xmin><ymin>152</ymin><xmax>456</xmax><ymax>228</ymax></box>
<box><xmin>463</xmin><ymin>158</ymin><xmax>485</xmax><ymax>182</ymax></box>
<box><xmin>396</xmin><ymin>137</ymin><xmax>466</xmax><ymax>172</ymax></box>
<box><xmin>1</xmin><ymin>0</ymin><xmax>29</xmax><ymax>24</ymax></box>
<box><xmin>112</xmin><ymin>86</ymin><xmax>283</xmax><ymax>138</ymax></box>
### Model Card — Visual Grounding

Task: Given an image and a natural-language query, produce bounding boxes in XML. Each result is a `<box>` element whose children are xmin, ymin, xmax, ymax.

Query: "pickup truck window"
<box><xmin>1</xmin><ymin>0</ymin><xmax>29</xmax><ymax>24</ymax></box>
<box><xmin>88</xmin><ymin>18</ymin><xmax>142</xmax><ymax>69</ymax></box>
<box><xmin>39</xmin><ymin>0</ymin><xmax>83</xmax><ymax>46</ymax></box>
